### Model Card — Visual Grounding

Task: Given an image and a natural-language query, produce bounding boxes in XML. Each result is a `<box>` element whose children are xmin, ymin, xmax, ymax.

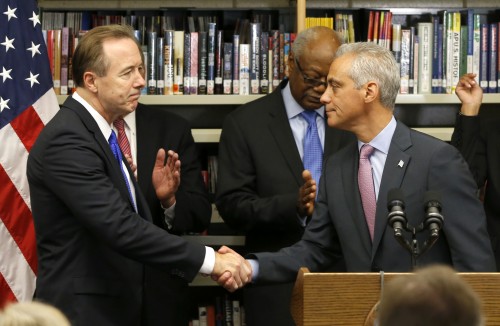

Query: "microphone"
<box><xmin>423</xmin><ymin>191</ymin><xmax>444</xmax><ymax>238</ymax></box>
<box><xmin>387</xmin><ymin>188</ymin><xmax>407</xmax><ymax>237</ymax></box>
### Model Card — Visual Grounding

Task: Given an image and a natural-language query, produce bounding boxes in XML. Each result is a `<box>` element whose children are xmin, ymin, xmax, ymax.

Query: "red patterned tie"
<box><xmin>113</xmin><ymin>118</ymin><xmax>132</xmax><ymax>162</ymax></box>
<box><xmin>358</xmin><ymin>144</ymin><xmax>376</xmax><ymax>241</ymax></box>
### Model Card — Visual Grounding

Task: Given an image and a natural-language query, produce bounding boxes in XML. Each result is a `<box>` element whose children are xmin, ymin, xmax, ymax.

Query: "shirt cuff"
<box><xmin>199</xmin><ymin>246</ymin><xmax>215</xmax><ymax>275</ymax></box>
<box><xmin>248</xmin><ymin>259</ymin><xmax>259</xmax><ymax>281</ymax></box>
<box><xmin>162</xmin><ymin>201</ymin><xmax>176</xmax><ymax>229</ymax></box>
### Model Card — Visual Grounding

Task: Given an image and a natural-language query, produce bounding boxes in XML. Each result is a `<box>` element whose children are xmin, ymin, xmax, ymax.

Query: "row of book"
<box><xmin>191</xmin><ymin>296</ymin><xmax>244</xmax><ymax>326</ymax></box>
<box><xmin>42</xmin><ymin>8</ymin><xmax>500</xmax><ymax>96</ymax></box>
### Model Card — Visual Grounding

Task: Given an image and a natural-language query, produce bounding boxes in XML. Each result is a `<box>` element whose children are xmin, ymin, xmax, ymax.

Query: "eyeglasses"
<box><xmin>294</xmin><ymin>57</ymin><xmax>328</xmax><ymax>89</ymax></box>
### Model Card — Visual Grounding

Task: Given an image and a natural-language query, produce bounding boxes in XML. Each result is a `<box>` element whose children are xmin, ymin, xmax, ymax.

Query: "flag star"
<box><xmin>0</xmin><ymin>96</ymin><xmax>10</xmax><ymax>112</ymax></box>
<box><xmin>3</xmin><ymin>5</ymin><xmax>17</xmax><ymax>21</ymax></box>
<box><xmin>27</xmin><ymin>42</ymin><xmax>41</xmax><ymax>57</ymax></box>
<box><xmin>26</xmin><ymin>71</ymin><xmax>40</xmax><ymax>87</ymax></box>
<box><xmin>29</xmin><ymin>11</ymin><xmax>40</xmax><ymax>27</ymax></box>
<box><xmin>1</xmin><ymin>36</ymin><xmax>15</xmax><ymax>52</ymax></box>
<box><xmin>0</xmin><ymin>66</ymin><xmax>13</xmax><ymax>82</ymax></box>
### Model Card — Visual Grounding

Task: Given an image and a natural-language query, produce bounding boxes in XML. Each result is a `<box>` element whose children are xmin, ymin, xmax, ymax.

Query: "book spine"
<box><xmin>53</xmin><ymin>29</ymin><xmax>62</xmax><ymax>95</ymax></box>
<box><xmin>183</xmin><ymin>32</ymin><xmax>191</xmax><ymax>95</ymax></box>
<box><xmin>207</xmin><ymin>23</ymin><xmax>216</xmax><ymax>95</ymax></box>
<box><xmin>198</xmin><ymin>31</ymin><xmax>208</xmax><ymax>95</ymax></box>
<box><xmin>472</xmin><ymin>14</ymin><xmax>482</xmax><ymax>77</ymax></box>
<box><xmin>271</xmin><ymin>30</ymin><xmax>280</xmax><ymax>91</ymax></box>
<box><xmin>173</xmin><ymin>30</ymin><xmax>184</xmax><ymax>95</ymax></box>
<box><xmin>60</xmin><ymin>27</ymin><xmax>69</xmax><ymax>95</ymax></box>
<box><xmin>164</xmin><ymin>30</ymin><xmax>174</xmax><ymax>95</ymax></box>
<box><xmin>400</xmin><ymin>29</ymin><xmax>411</xmax><ymax>94</ymax></box>
<box><xmin>408</xmin><ymin>26</ymin><xmax>416</xmax><ymax>94</ymax></box>
<box><xmin>467</xmin><ymin>8</ymin><xmax>474</xmax><ymax>73</ymax></box>
<box><xmin>239</xmin><ymin>43</ymin><xmax>250</xmax><ymax>95</ymax></box>
<box><xmin>250</xmin><ymin>22</ymin><xmax>261</xmax><ymax>94</ymax></box>
<box><xmin>232</xmin><ymin>34</ymin><xmax>240</xmax><ymax>95</ymax></box>
<box><xmin>451</xmin><ymin>12</ymin><xmax>461</xmax><ymax>93</ymax></box>
<box><xmin>418</xmin><ymin>22</ymin><xmax>433</xmax><ymax>94</ymax></box>
<box><xmin>147</xmin><ymin>31</ymin><xmax>157</xmax><ymax>95</ymax></box>
<box><xmin>413</xmin><ymin>35</ymin><xmax>419</xmax><ymax>94</ymax></box>
<box><xmin>156</xmin><ymin>36</ymin><xmax>165</xmax><ymax>94</ymax></box>
<box><xmin>223</xmin><ymin>42</ymin><xmax>233</xmax><ymax>94</ymax></box>
<box><xmin>214</xmin><ymin>30</ymin><xmax>224</xmax><ymax>94</ymax></box>
<box><xmin>190</xmin><ymin>32</ymin><xmax>199</xmax><ymax>95</ymax></box>
<box><xmin>260</xmin><ymin>31</ymin><xmax>269</xmax><ymax>94</ymax></box>
<box><xmin>431</xmin><ymin>16</ymin><xmax>440</xmax><ymax>93</ymax></box>
<box><xmin>488</xmin><ymin>23</ymin><xmax>498</xmax><ymax>93</ymax></box>
<box><xmin>479</xmin><ymin>23</ymin><xmax>489</xmax><ymax>92</ymax></box>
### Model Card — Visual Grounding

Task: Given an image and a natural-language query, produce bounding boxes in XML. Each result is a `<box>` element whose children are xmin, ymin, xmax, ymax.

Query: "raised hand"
<box><xmin>211</xmin><ymin>246</ymin><xmax>252</xmax><ymax>292</ymax></box>
<box><xmin>152</xmin><ymin>149</ymin><xmax>181</xmax><ymax>208</ymax></box>
<box><xmin>297</xmin><ymin>170</ymin><xmax>317</xmax><ymax>217</ymax></box>
<box><xmin>455</xmin><ymin>73</ymin><xmax>483</xmax><ymax>116</ymax></box>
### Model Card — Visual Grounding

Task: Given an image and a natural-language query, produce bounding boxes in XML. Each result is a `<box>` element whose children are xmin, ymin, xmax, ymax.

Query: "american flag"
<box><xmin>0</xmin><ymin>0</ymin><xmax>58</xmax><ymax>305</ymax></box>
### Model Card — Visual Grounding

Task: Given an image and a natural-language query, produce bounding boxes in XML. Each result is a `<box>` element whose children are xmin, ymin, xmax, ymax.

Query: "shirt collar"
<box><xmin>282</xmin><ymin>82</ymin><xmax>325</xmax><ymax>120</ymax></box>
<box><xmin>358</xmin><ymin>116</ymin><xmax>397</xmax><ymax>154</ymax></box>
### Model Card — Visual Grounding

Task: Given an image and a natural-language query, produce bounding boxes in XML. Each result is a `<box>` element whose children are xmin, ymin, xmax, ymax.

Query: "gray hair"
<box><xmin>334</xmin><ymin>42</ymin><xmax>400</xmax><ymax>109</ymax></box>
<box><xmin>291</xmin><ymin>26</ymin><xmax>342</xmax><ymax>62</ymax></box>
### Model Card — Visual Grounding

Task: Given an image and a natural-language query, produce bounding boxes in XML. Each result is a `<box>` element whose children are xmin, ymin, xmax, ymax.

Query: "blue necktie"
<box><xmin>301</xmin><ymin>110</ymin><xmax>323</xmax><ymax>186</ymax></box>
<box><xmin>109</xmin><ymin>130</ymin><xmax>137</xmax><ymax>212</ymax></box>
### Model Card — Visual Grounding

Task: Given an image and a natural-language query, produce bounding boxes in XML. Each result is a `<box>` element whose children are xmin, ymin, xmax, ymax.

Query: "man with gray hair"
<box><xmin>218</xmin><ymin>42</ymin><xmax>495</xmax><ymax>298</ymax></box>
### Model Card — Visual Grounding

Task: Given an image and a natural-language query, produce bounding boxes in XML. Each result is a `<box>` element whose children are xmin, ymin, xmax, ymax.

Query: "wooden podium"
<box><xmin>291</xmin><ymin>267</ymin><xmax>500</xmax><ymax>326</ymax></box>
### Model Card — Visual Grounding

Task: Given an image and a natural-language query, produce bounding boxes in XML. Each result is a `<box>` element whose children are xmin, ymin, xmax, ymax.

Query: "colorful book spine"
<box><xmin>400</xmin><ymin>28</ymin><xmax>411</xmax><ymax>94</ymax></box>
<box><xmin>183</xmin><ymin>32</ymin><xmax>191</xmax><ymax>95</ymax></box>
<box><xmin>260</xmin><ymin>31</ymin><xmax>269</xmax><ymax>94</ymax></box>
<box><xmin>190</xmin><ymin>32</ymin><xmax>199</xmax><ymax>95</ymax></box>
<box><xmin>156</xmin><ymin>36</ymin><xmax>165</xmax><ymax>95</ymax></box>
<box><xmin>147</xmin><ymin>31</ymin><xmax>157</xmax><ymax>95</ymax></box>
<box><xmin>223</xmin><ymin>42</ymin><xmax>233</xmax><ymax>94</ymax></box>
<box><xmin>271</xmin><ymin>30</ymin><xmax>280</xmax><ymax>91</ymax></box>
<box><xmin>198</xmin><ymin>31</ymin><xmax>208</xmax><ymax>95</ymax></box>
<box><xmin>214</xmin><ymin>30</ymin><xmax>224</xmax><ymax>94</ymax></box>
<box><xmin>479</xmin><ymin>23</ymin><xmax>489</xmax><ymax>92</ymax></box>
<box><xmin>207</xmin><ymin>22</ymin><xmax>216</xmax><ymax>95</ymax></box>
<box><xmin>173</xmin><ymin>30</ymin><xmax>184</xmax><ymax>95</ymax></box>
<box><xmin>60</xmin><ymin>27</ymin><xmax>69</xmax><ymax>95</ymax></box>
<box><xmin>239</xmin><ymin>43</ymin><xmax>250</xmax><ymax>95</ymax></box>
<box><xmin>488</xmin><ymin>23</ymin><xmax>498</xmax><ymax>93</ymax></box>
<box><xmin>250</xmin><ymin>22</ymin><xmax>261</xmax><ymax>94</ymax></box>
<box><xmin>164</xmin><ymin>30</ymin><xmax>174</xmax><ymax>95</ymax></box>
<box><xmin>450</xmin><ymin>11</ymin><xmax>461</xmax><ymax>93</ymax></box>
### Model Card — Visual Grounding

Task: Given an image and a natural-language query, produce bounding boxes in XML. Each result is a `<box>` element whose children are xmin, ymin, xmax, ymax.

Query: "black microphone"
<box><xmin>423</xmin><ymin>191</ymin><xmax>444</xmax><ymax>238</ymax></box>
<box><xmin>387</xmin><ymin>188</ymin><xmax>407</xmax><ymax>237</ymax></box>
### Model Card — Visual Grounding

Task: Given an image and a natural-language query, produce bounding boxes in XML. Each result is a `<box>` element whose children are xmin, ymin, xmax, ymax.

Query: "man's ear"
<box><xmin>83</xmin><ymin>72</ymin><xmax>98</xmax><ymax>93</ymax></box>
<box><xmin>364</xmin><ymin>81</ymin><xmax>378</xmax><ymax>103</ymax></box>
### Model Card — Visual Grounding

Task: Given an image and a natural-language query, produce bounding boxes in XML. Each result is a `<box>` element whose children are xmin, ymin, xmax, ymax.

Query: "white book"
<box><xmin>418</xmin><ymin>22</ymin><xmax>433</xmax><ymax>94</ymax></box>
<box><xmin>198</xmin><ymin>306</ymin><xmax>207</xmax><ymax>326</ymax></box>
<box><xmin>239</xmin><ymin>43</ymin><xmax>250</xmax><ymax>95</ymax></box>
<box><xmin>232</xmin><ymin>300</ymin><xmax>242</xmax><ymax>326</ymax></box>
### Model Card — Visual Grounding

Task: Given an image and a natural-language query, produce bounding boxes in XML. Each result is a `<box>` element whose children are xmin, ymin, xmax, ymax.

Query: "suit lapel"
<box><xmin>267</xmin><ymin>87</ymin><xmax>304</xmax><ymax>187</ymax></box>
<box><xmin>372</xmin><ymin>122</ymin><xmax>412</xmax><ymax>256</ymax></box>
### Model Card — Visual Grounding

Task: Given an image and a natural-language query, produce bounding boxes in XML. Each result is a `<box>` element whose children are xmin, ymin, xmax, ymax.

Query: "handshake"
<box><xmin>211</xmin><ymin>246</ymin><xmax>252</xmax><ymax>292</ymax></box>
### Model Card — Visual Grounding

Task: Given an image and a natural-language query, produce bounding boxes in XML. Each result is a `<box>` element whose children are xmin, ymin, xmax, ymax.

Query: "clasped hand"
<box><xmin>211</xmin><ymin>246</ymin><xmax>252</xmax><ymax>292</ymax></box>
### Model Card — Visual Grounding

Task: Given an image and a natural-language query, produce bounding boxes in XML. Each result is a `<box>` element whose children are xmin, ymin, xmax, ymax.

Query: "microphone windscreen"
<box><xmin>387</xmin><ymin>188</ymin><xmax>404</xmax><ymax>203</ymax></box>
<box><xmin>423</xmin><ymin>190</ymin><xmax>441</xmax><ymax>206</ymax></box>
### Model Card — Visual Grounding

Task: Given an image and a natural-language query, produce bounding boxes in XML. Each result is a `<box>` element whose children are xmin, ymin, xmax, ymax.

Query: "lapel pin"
<box><xmin>398</xmin><ymin>160</ymin><xmax>404</xmax><ymax>168</ymax></box>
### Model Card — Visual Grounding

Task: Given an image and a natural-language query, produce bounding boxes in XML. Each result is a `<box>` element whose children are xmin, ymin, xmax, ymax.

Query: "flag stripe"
<box><xmin>0</xmin><ymin>218</ymin><xmax>36</xmax><ymax>302</ymax></box>
<box><xmin>0</xmin><ymin>163</ymin><xmax>37</xmax><ymax>273</ymax></box>
<box><xmin>10</xmin><ymin>106</ymin><xmax>45</xmax><ymax>152</ymax></box>
<box><xmin>0</xmin><ymin>273</ymin><xmax>17</xmax><ymax>306</ymax></box>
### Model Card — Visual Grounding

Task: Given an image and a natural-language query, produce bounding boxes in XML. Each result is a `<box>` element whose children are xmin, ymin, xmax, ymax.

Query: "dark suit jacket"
<box><xmin>254</xmin><ymin>121</ymin><xmax>496</xmax><ymax>284</ymax></box>
<box><xmin>135</xmin><ymin>104</ymin><xmax>211</xmax><ymax>326</ymax></box>
<box><xmin>215</xmin><ymin>80</ymin><xmax>355</xmax><ymax>326</ymax></box>
<box><xmin>27</xmin><ymin>97</ymin><xmax>206</xmax><ymax>326</ymax></box>
<box><xmin>452</xmin><ymin>114</ymin><xmax>500</xmax><ymax>270</ymax></box>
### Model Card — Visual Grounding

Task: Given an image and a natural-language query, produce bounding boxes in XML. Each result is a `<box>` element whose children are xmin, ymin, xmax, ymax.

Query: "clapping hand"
<box><xmin>152</xmin><ymin>149</ymin><xmax>181</xmax><ymax>208</ymax></box>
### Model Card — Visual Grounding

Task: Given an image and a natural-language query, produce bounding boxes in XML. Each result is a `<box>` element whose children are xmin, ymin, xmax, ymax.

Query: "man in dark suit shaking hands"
<box><xmin>218</xmin><ymin>42</ymin><xmax>495</xmax><ymax>293</ymax></box>
<box><xmin>27</xmin><ymin>24</ymin><xmax>250</xmax><ymax>325</ymax></box>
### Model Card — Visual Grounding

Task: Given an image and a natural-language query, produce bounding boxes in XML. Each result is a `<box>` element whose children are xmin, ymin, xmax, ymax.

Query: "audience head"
<box><xmin>0</xmin><ymin>301</ymin><xmax>71</xmax><ymax>326</ymax></box>
<box><xmin>289</xmin><ymin>26</ymin><xmax>342</xmax><ymax>110</ymax></box>
<box><xmin>377</xmin><ymin>265</ymin><xmax>483</xmax><ymax>326</ymax></box>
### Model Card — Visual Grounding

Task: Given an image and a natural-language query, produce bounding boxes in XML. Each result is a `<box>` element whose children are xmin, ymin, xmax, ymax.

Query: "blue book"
<box><xmin>488</xmin><ymin>23</ymin><xmax>498</xmax><ymax>93</ymax></box>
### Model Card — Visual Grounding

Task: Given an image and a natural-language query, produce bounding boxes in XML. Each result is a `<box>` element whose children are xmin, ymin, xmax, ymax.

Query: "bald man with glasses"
<box><xmin>215</xmin><ymin>26</ymin><xmax>355</xmax><ymax>326</ymax></box>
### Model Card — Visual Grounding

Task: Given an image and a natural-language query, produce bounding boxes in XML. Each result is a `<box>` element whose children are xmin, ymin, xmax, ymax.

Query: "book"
<box><xmin>260</xmin><ymin>31</ymin><xmax>269</xmax><ymax>94</ymax></box>
<box><xmin>207</xmin><ymin>22</ymin><xmax>216</xmax><ymax>95</ymax></box>
<box><xmin>488</xmin><ymin>23</ymin><xmax>498</xmax><ymax>93</ymax></box>
<box><xmin>214</xmin><ymin>30</ymin><xmax>224</xmax><ymax>94</ymax></box>
<box><xmin>232</xmin><ymin>300</ymin><xmax>242</xmax><ymax>326</ymax></box>
<box><xmin>198</xmin><ymin>31</ymin><xmax>208</xmax><ymax>94</ymax></box>
<box><xmin>400</xmin><ymin>28</ymin><xmax>411</xmax><ymax>94</ymax></box>
<box><xmin>232</xmin><ymin>34</ymin><xmax>240</xmax><ymax>94</ymax></box>
<box><xmin>164</xmin><ymin>30</ymin><xmax>174</xmax><ymax>95</ymax></box>
<box><xmin>147</xmin><ymin>31</ymin><xmax>157</xmax><ymax>95</ymax></box>
<box><xmin>417</xmin><ymin>22</ymin><xmax>433</xmax><ymax>94</ymax></box>
<box><xmin>250</xmin><ymin>22</ymin><xmax>261</xmax><ymax>94</ymax></box>
<box><xmin>190</xmin><ymin>31</ymin><xmax>199</xmax><ymax>95</ymax></box>
<box><xmin>183</xmin><ymin>32</ymin><xmax>191</xmax><ymax>94</ymax></box>
<box><xmin>60</xmin><ymin>26</ymin><xmax>70</xmax><ymax>95</ymax></box>
<box><xmin>450</xmin><ymin>11</ymin><xmax>461</xmax><ymax>93</ymax></box>
<box><xmin>270</xmin><ymin>30</ymin><xmax>280</xmax><ymax>91</ymax></box>
<box><xmin>173</xmin><ymin>30</ymin><xmax>184</xmax><ymax>95</ymax></box>
<box><xmin>479</xmin><ymin>23</ymin><xmax>489</xmax><ymax>92</ymax></box>
<box><xmin>239</xmin><ymin>43</ymin><xmax>250</xmax><ymax>95</ymax></box>
<box><xmin>198</xmin><ymin>306</ymin><xmax>208</xmax><ymax>326</ymax></box>
<box><xmin>223</xmin><ymin>42</ymin><xmax>233</xmax><ymax>94</ymax></box>
<box><xmin>156</xmin><ymin>36</ymin><xmax>165</xmax><ymax>94</ymax></box>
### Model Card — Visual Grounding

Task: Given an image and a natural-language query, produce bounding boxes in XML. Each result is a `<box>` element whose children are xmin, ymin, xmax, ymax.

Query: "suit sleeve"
<box><xmin>427</xmin><ymin>143</ymin><xmax>495</xmax><ymax>271</ymax></box>
<box><xmin>451</xmin><ymin>114</ymin><xmax>487</xmax><ymax>188</ymax></box>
